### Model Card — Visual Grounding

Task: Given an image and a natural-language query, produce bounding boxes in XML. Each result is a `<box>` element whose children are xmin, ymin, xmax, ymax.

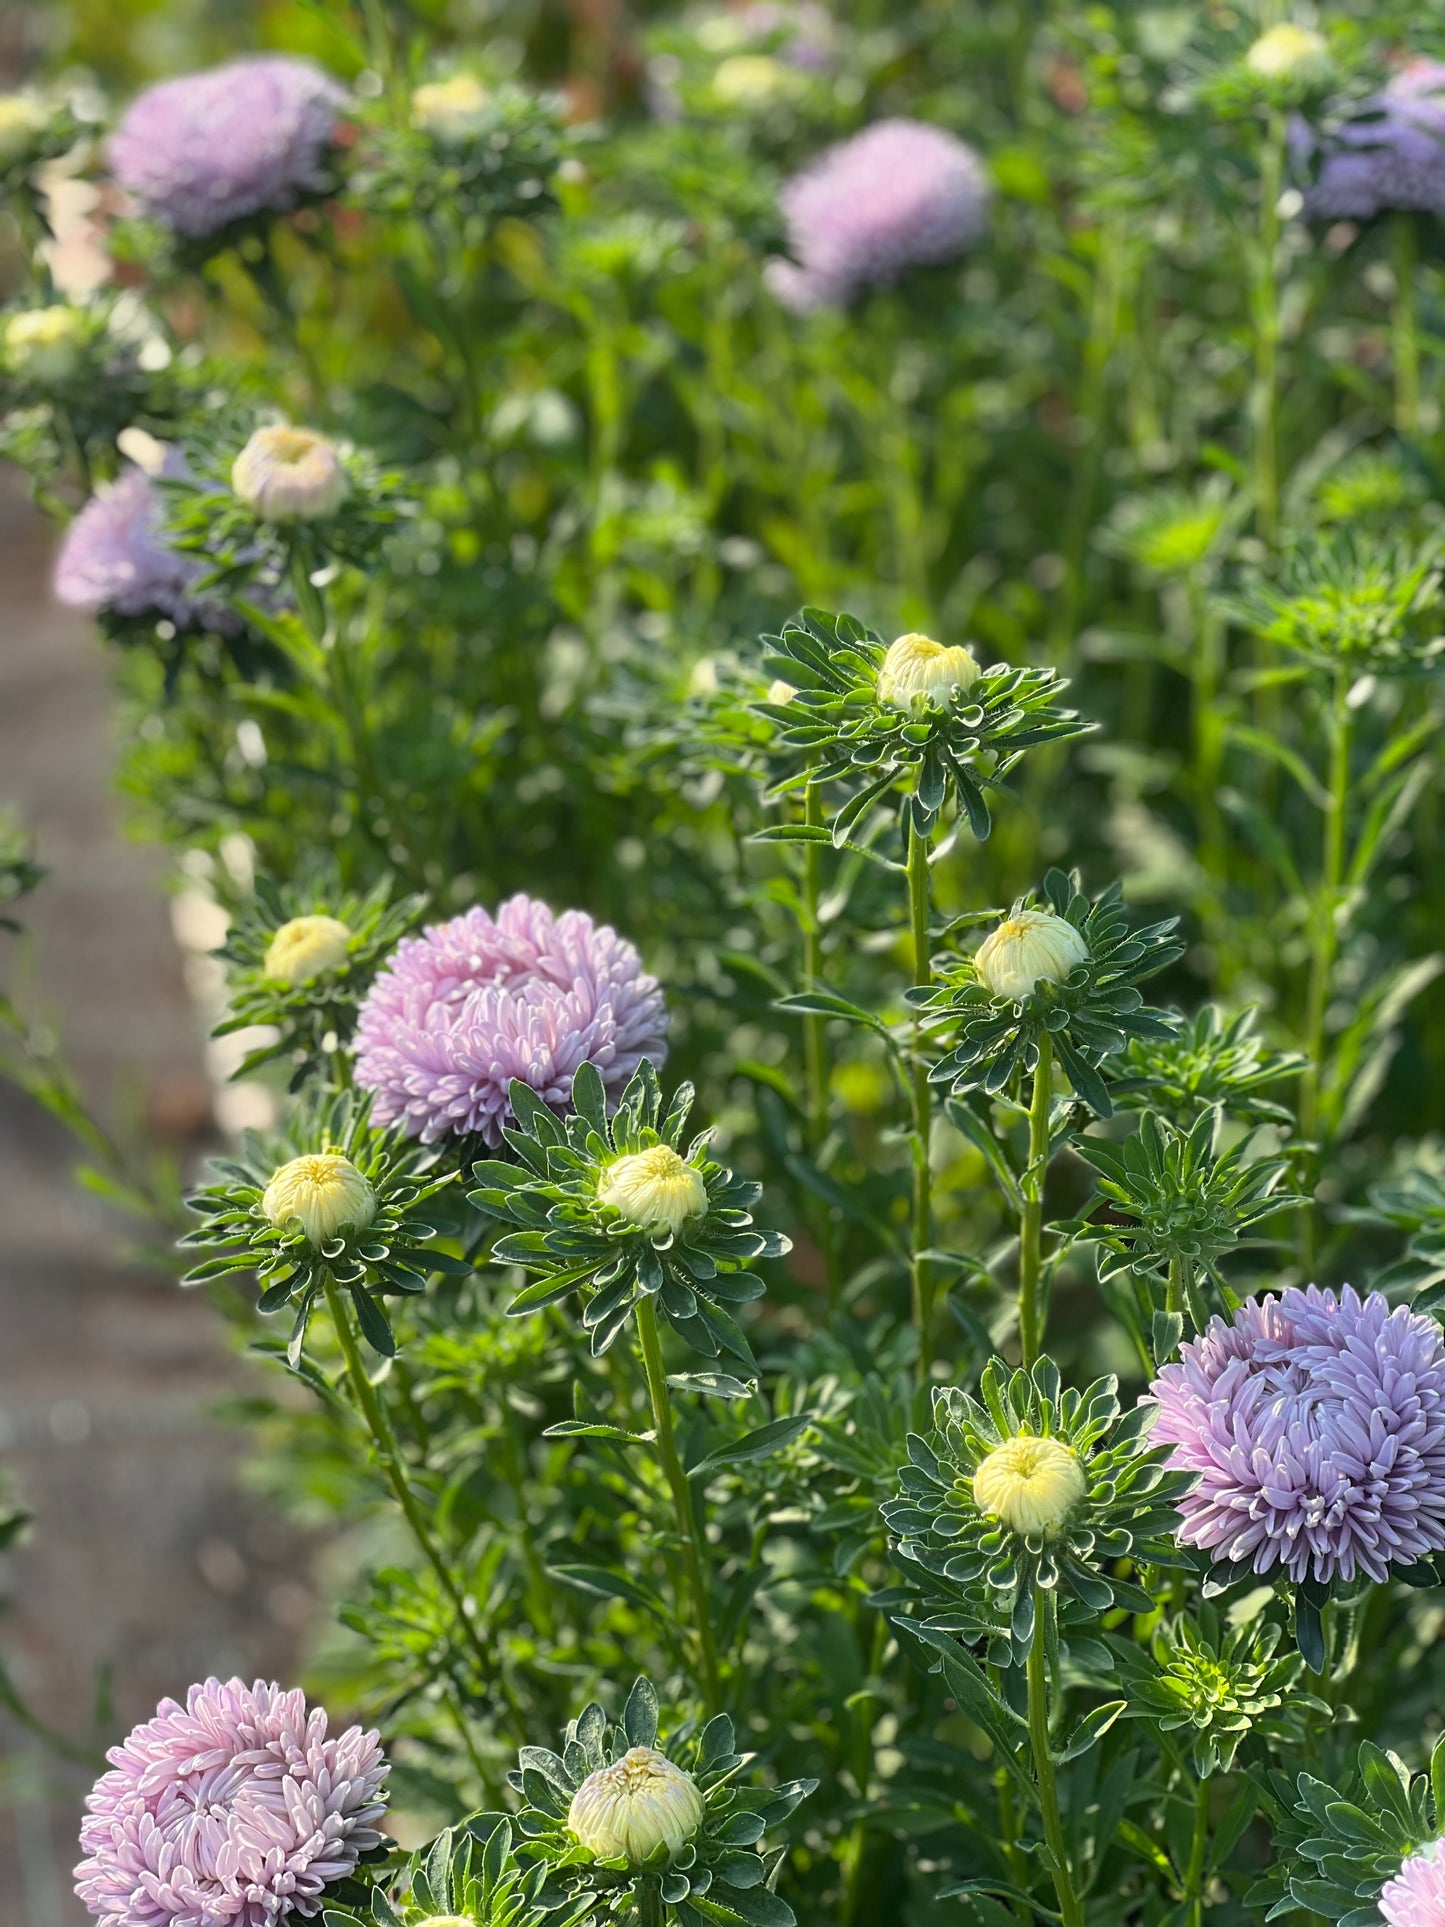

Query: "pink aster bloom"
<box><xmin>353</xmin><ymin>894</ymin><xmax>669</xmax><ymax>1146</ymax></box>
<box><xmin>766</xmin><ymin>117</ymin><xmax>990</xmax><ymax>311</ymax></box>
<box><xmin>75</xmin><ymin>1677</ymin><xmax>388</xmax><ymax>1927</ymax></box>
<box><xmin>1304</xmin><ymin>60</ymin><xmax>1445</xmax><ymax>221</ymax></box>
<box><xmin>1383</xmin><ymin>1839</ymin><xmax>1445</xmax><ymax>1927</ymax></box>
<box><xmin>55</xmin><ymin>467</ymin><xmax>231</xmax><ymax>630</ymax></box>
<box><xmin>1149</xmin><ymin>1285</ymin><xmax>1445</xmax><ymax>1586</ymax></box>
<box><xmin>110</xmin><ymin>57</ymin><xmax>344</xmax><ymax>239</ymax></box>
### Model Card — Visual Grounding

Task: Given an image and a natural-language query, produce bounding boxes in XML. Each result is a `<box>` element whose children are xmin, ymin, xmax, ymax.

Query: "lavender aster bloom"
<box><xmin>75</xmin><ymin>1677</ymin><xmax>388</xmax><ymax>1927</ymax></box>
<box><xmin>109</xmin><ymin>57</ymin><xmax>344</xmax><ymax>239</ymax></box>
<box><xmin>1382</xmin><ymin>1839</ymin><xmax>1445</xmax><ymax>1927</ymax></box>
<box><xmin>766</xmin><ymin>118</ymin><xmax>990</xmax><ymax>312</ymax></box>
<box><xmin>55</xmin><ymin>467</ymin><xmax>230</xmax><ymax>630</ymax></box>
<box><xmin>1150</xmin><ymin>1285</ymin><xmax>1445</xmax><ymax>1585</ymax></box>
<box><xmin>353</xmin><ymin>894</ymin><xmax>669</xmax><ymax>1146</ymax></box>
<box><xmin>1304</xmin><ymin>60</ymin><xmax>1445</xmax><ymax>221</ymax></box>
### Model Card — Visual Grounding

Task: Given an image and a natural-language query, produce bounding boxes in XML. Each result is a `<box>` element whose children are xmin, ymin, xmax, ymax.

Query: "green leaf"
<box><xmin>689</xmin><ymin>1413</ymin><xmax>814</xmax><ymax>1477</ymax></box>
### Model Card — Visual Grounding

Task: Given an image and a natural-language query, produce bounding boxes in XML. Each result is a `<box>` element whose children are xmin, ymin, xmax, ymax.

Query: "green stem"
<box><xmin>801</xmin><ymin>777</ymin><xmax>838</xmax><ymax>1308</ymax></box>
<box><xmin>321</xmin><ymin>1276</ymin><xmax>495</xmax><ymax>1683</ymax></box>
<box><xmin>906</xmin><ymin>812</ymin><xmax>935</xmax><ymax>1377</ymax></box>
<box><xmin>1183</xmin><ymin>1775</ymin><xmax>1211</xmax><ymax>1927</ymax></box>
<box><xmin>1394</xmin><ymin>212</ymin><xmax>1421</xmax><ymax>439</ymax></box>
<box><xmin>1166</xmin><ymin>1252</ymin><xmax>1189</xmax><ymax>1323</ymax></box>
<box><xmin>636</xmin><ymin>1884</ymin><xmax>664</xmax><ymax>1927</ymax></box>
<box><xmin>1297</xmin><ymin>673</ymin><xmax>1351</xmax><ymax>1270</ymax></box>
<box><xmin>1189</xmin><ymin>572</ymin><xmax>1226</xmax><ymax>887</ymax></box>
<box><xmin>1050</xmin><ymin>217</ymin><xmax>1126</xmax><ymax>654</ymax></box>
<box><xmin>1027</xmin><ymin>1596</ymin><xmax>1085</xmax><ymax>1927</ymax></box>
<box><xmin>1254</xmin><ymin>111</ymin><xmax>1286</xmax><ymax>545</ymax></box>
<box><xmin>635</xmin><ymin>1295</ymin><xmax>722</xmax><ymax>1709</ymax></box>
<box><xmin>1018</xmin><ymin>1034</ymin><xmax>1053</xmax><ymax>1369</ymax></box>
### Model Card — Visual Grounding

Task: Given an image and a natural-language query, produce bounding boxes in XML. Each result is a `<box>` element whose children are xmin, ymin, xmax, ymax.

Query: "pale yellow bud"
<box><xmin>263</xmin><ymin>914</ymin><xmax>353</xmax><ymax>984</ymax></box>
<box><xmin>0</xmin><ymin>95</ymin><xmax>50</xmax><ymax>169</ymax></box>
<box><xmin>598</xmin><ymin>1145</ymin><xmax>707</xmax><ymax>1234</ymax></box>
<box><xmin>411</xmin><ymin>74</ymin><xmax>490</xmax><ymax>142</ymax></box>
<box><xmin>232</xmin><ymin>425</ymin><xmax>348</xmax><ymax>522</ymax></box>
<box><xmin>688</xmin><ymin>656</ymin><xmax>720</xmax><ymax>697</ymax></box>
<box><xmin>973</xmin><ymin>1434</ymin><xmax>1086</xmax><ymax>1537</ymax></box>
<box><xmin>766</xmin><ymin>679</ymin><xmax>797</xmax><ymax>704</ymax></box>
<box><xmin>568</xmin><ymin>1748</ymin><xmax>705</xmax><ymax>1864</ymax></box>
<box><xmin>974</xmin><ymin>909</ymin><xmax>1088</xmax><ymax>1001</ymax></box>
<box><xmin>1245</xmin><ymin>24</ymin><xmax>1330</xmax><ymax>82</ymax></box>
<box><xmin>260</xmin><ymin>1151</ymin><xmax>377</xmax><ymax>1247</ymax></box>
<box><xmin>876</xmin><ymin>633</ymin><xmax>981</xmax><ymax>709</ymax></box>
<box><xmin>712</xmin><ymin>55</ymin><xmax>796</xmax><ymax>105</ymax></box>
<box><xmin>5</xmin><ymin>306</ymin><xmax>85</xmax><ymax>385</ymax></box>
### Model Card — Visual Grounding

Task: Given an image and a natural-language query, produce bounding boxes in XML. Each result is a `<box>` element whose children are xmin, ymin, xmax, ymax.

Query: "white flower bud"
<box><xmin>411</xmin><ymin>73</ymin><xmax>490</xmax><ymax>142</ymax></box>
<box><xmin>5</xmin><ymin>306</ymin><xmax>85</xmax><ymax>385</ymax></box>
<box><xmin>261</xmin><ymin>1151</ymin><xmax>377</xmax><ymax>1246</ymax></box>
<box><xmin>688</xmin><ymin>657</ymin><xmax>720</xmax><ymax>697</ymax></box>
<box><xmin>568</xmin><ymin>1747</ymin><xmax>706</xmax><ymax>1864</ymax></box>
<box><xmin>766</xmin><ymin>679</ymin><xmax>797</xmax><ymax>704</ymax></box>
<box><xmin>232</xmin><ymin>424</ymin><xmax>348</xmax><ymax>522</ymax></box>
<box><xmin>1245</xmin><ymin>24</ymin><xmax>1330</xmax><ymax>82</ymax></box>
<box><xmin>876</xmin><ymin>632</ymin><xmax>981</xmax><ymax>709</ymax></box>
<box><xmin>973</xmin><ymin>909</ymin><xmax>1088</xmax><ymax>1001</ymax></box>
<box><xmin>973</xmin><ymin>1434</ymin><xmax>1086</xmax><ymax>1537</ymax></box>
<box><xmin>712</xmin><ymin>55</ymin><xmax>797</xmax><ymax>106</ymax></box>
<box><xmin>0</xmin><ymin>95</ymin><xmax>50</xmax><ymax>169</ymax></box>
<box><xmin>263</xmin><ymin>914</ymin><xmax>353</xmax><ymax>984</ymax></box>
<box><xmin>598</xmin><ymin>1146</ymin><xmax>707</xmax><ymax>1234</ymax></box>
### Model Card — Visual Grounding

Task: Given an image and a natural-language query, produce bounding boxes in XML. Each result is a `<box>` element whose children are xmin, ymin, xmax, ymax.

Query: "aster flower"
<box><xmin>469</xmin><ymin>1060</ymin><xmax>788</xmax><ymax>1364</ymax></box>
<box><xmin>74</xmin><ymin>1677</ymin><xmax>388</xmax><ymax>1927</ymax></box>
<box><xmin>512</xmin><ymin>1676</ymin><xmax>814</xmax><ymax>1923</ymax></box>
<box><xmin>766</xmin><ymin>118</ymin><xmax>990</xmax><ymax>311</ymax></box>
<box><xmin>1246</xmin><ymin>24</ymin><xmax>1330</xmax><ymax>86</ymax></box>
<box><xmin>232</xmin><ymin>425</ymin><xmax>348</xmax><ymax>523</ymax></box>
<box><xmin>182</xmin><ymin>1091</ymin><xmax>464</xmax><ymax>1359</ymax></box>
<box><xmin>1149</xmin><ymin>1286</ymin><xmax>1445</xmax><ymax>1660</ymax></box>
<box><xmin>54</xmin><ymin>467</ymin><xmax>234</xmax><ymax>633</ymax></box>
<box><xmin>354</xmin><ymin>895</ymin><xmax>668</xmax><ymax>1150</ymax></box>
<box><xmin>109</xmin><ymin>56</ymin><xmax>344</xmax><ymax>241</ymax></box>
<box><xmin>3</xmin><ymin>305</ymin><xmax>88</xmax><ymax>386</ymax></box>
<box><xmin>1304</xmin><ymin>60</ymin><xmax>1445</xmax><ymax>223</ymax></box>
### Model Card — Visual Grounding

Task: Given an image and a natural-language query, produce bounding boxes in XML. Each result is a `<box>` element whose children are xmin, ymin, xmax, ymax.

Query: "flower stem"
<box><xmin>321</xmin><ymin>1275</ymin><xmax>494</xmax><ymax>1683</ymax></box>
<box><xmin>1026</xmin><ymin>1596</ymin><xmax>1085</xmax><ymax>1927</ymax></box>
<box><xmin>636</xmin><ymin>1884</ymin><xmax>665</xmax><ymax>1927</ymax></box>
<box><xmin>1183</xmin><ymin>1775</ymin><xmax>1211</xmax><ymax>1927</ymax></box>
<box><xmin>1253</xmin><ymin>110</ymin><xmax>1286</xmax><ymax>545</ymax></box>
<box><xmin>1050</xmin><ymin>216</ymin><xmax>1126</xmax><ymax>655</ymax></box>
<box><xmin>1166</xmin><ymin>1252</ymin><xmax>1189</xmax><ymax>1323</ymax></box>
<box><xmin>1297</xmin><ymin>671</ymin><xmax>1351</xmax><ymax>1271</ymax></box>
<box><xmin>801</xmin><ymin>776</ymin><xmax>838</xmax><ymax>1307</ymax></box>
<box><xmin>1018</xmin><ymin>1034</ymin><xmax>1053</xmax><ymax>1369</ymax></box>
<box><xmin>906</xmin><ymin>812</ymin><xmax>935</xmax><ymax>1377</ymax></box>
<box><xmin>634</xmin><ymin>1294</ymin><xmax>722</xmax><ymax>1710</ymax></box>
<box><xmin>1394</xmin><ymin>211</ymin><xmax>1421</xmax><ymax>439</ymax></box>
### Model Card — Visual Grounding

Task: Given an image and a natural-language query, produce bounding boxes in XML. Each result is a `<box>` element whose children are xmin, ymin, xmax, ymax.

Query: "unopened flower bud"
<box><xmin>598</xmin><ymin>1145</ymin><xmax>707</xmax><ymax>1234</ymax></box>
<box><xmin>688</xmin><ymin>656</ymin><xmax>720</xmax><ymax>697</ymax></box>
<box><xmin>232</xmin><ymin>424</ymin><xmax>347</xmax><ymax>522</ymax></box>
<box><xmin>568</xmin><ymin>1747</ymin><xmax>705</xmax><ymax>1864</ymax></box>
<box><xmin>712</xmin><ymin>55</ymin><xmax>796</xmax><ymax>106</ymax></box>
<box><xmin>973</xmin><ymin>1434</ymin><xmax>1086</xmax><ymax>1537</ymax></box>
<box><xmin>974</xmin><ymin>909</ymin><xmax>1088</xmax><ymax>1001</ymax></box>
<box><xmin>1245</xmin><ymin>23</ymin><xmax>1330</xmax><ymax>83</ymax></box>
<box><xmin>5</xmin><ymin>306</ymin><xmax>85</xmax><ymax>385</ymax></box>
<box><xmin>263</xmin><ymin>914</ymin><xmax>352</xmax><ymax>984</ymax></box>
<box><xmin>766</xmin><ymin>679</ymin><xmax>797</xmax><ymax>704</ymax></box>
<box><xmin>411</xmin><ymin>73</ymin><xmax>490</xmax><ymax>142</ymax></box>
<box><xmin>0</xmin><ymin>94</ymin><xmax>50</xmax><ymax>170</ymax></box>
<box><xmin>876</xmin><ymin>632</ymin><xmax>980</xmax><ymax>709</ymax></box>
<box><xmin>261</xmin><ymin>1151</ymin><xmax>376</xmax><ymax>1246</ymax></box>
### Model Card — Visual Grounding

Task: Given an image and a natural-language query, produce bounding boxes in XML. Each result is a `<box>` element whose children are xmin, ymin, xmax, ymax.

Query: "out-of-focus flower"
<box><xmin>1382</xmin><ymin>1839</ymin><xmax>1445</xmax><ymax>1927</ymax></box>
<box><xmin>972</xmin><ymin>1434</ymin><xmax>1086</xmax><ymax>1536</ymax></box>
<box><xmin>109</xmin><ymin>56</ymin><xmax>344</xmax><ymax>239</ymax></box>
<box><xmin>697</xmin><ymin>3</ymin><xmax>834</xmax><ymax>73</ymax></box>
<box><xmin>54</xmin><ymin>467</ymin><xmax>228</xmax><ymax>630</ymax></box>
<box><xmin>232</xmin><ymin>424</ymin><xmax>347</xmax><ymax>522</ymax></box>
<box><xmin>0</xmin><ymin>94</ymin><xmax>50</xmax><ymax>169</ymax></box>
<box><xmin>1150</xmin><ymin>1285</ymin><xmax>1445</xmax><ymax>1585</ymax></box>
<box><xmin>354</xmin><ymin>896</ymin><xmax>668</xmax><ymax>1146</ymax></box>
<box><xmin>766</xmin><ymin>678</ymin><xmax>797</xmax><ymax>704</ymax></box>
<box><xmin>1304</xmin><ymin>59</ymin><xmax>1445</xmax><ymax>221</ymax></box>
<box><xmin>4</xmin><ymin>305</ymin><xmax>85</xmax><ymax>384</ymax></box>
<box><xmin>411</xmin><ymin>73</ymin><xmax>490</xmax><ymax>143</ymax></box>
<box><xmin>1246</xmin><ymin>23</ymin><xmax>1330</xmax><ymax>83</ymax></box>
<box><xmin>264</xmin><ymin>913</ymin><xmax>353</xmax><ymax>984</ymax></box>
<box><xmin>974</xmin><ymin>908</ymin><xmax>1090</xmax><ymax>1001</ymax></box>
<box><xmin>74</xmin><ymin>1677</ymin><xmax>387</xmax><ymax>1927</ymax></box>
<box><xmin>876</xmin><ymin>631</ymin><xmax>980</xmax><ymax>709</ymax></box>
<box><xmin>767</xmin><ymin>118</ymin><xmax>990</xmax><ymax>311</ymax></box>
<box><xmin>260</xmin><ymin>1151</ymin><xmax>377</xmax><ymax>1247</ymax></box>
<box><xmin>568</xmin><ymin>1748</ymin><xmax>706</xmax><ymax>1864</ymax></box>
<box><xmin>712</xmin><ymin>55</ymin><xmax>798</xmax><ymax>105</ymax></box>
<box><xmin>598</xmin><ymin>1145</ymin><xmax>708</xmax><ymax>1233</ymax></box>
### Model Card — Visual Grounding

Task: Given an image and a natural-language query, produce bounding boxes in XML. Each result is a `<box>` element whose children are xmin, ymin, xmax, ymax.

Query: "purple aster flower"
<box><xmin>1382</xmin><ymin>1839</ymin><xmax>1445</xmax><ymax>1927</ymax></box>
<box><xmin>766</xmin><ymin>117</ymin><xmax>990</xmax><ymax>312</ymax></box>
<box><xmin>1149</xmin><ymin>1285</ymin><xmax>1445</xmax><ymax>1586</ymax></box>
<box><xmin>1303</xmin><ymin>60</ymin><xmax>1445</xmax><ymax>221</ymax></box>
<box><xmin>75</xmin><ymin>1677</ymin><xmax>388</xmax><ymax>1927</ymax></box>
<box><xmin>55</xmin><ymin>466</ymin><xmax>232</xmax><ymax>631</ymax></box>
<box><xmin>109</xmin><ymin>57</ymin><xmax>344</xmax><ymax>239</ymax></box>
<box><xmin>353</xmin><ymin>894</ymin><xmax>669</xmax><ymax>1146</ymax></box>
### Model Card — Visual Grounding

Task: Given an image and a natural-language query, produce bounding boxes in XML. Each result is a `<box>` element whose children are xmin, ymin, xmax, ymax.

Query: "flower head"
<box><xmin>712</xmin><ymin>54</ymin><xmax>798</xmax><ymax>105</ymax></box>
<box><xmin>355</xmin><ymin>895</ymin><xmax>668</xmax><ymax>1147</ymax></box>
<box><xmin>261</xmin><ymin>1151</ymin><xmax>377</xmax><ymax>1247</ymax></box>
<box><xmin>767</xmin><ymin>118</ymin><xmax>990</xmax><ymax>311</ymax></box>
<box><xmin>1150</xmin><ymin>1285</ymin><xmax>1445</xmax><ymax>1585</ymax></box>
<box><xmin>411</xmin><ymin>73</ymin><xmax>490</xmax><ymax>142</ymax></box>
<box><xmin>568</xmin><ymin>1748</ymin><xmax>705</xmax><ymax>1864</ymax></box>
<box><xmin>974</xmin><ymin>907</ymin><xmax>1090</xmax><ymax>1001</ymax></box>
<box><xmin>0</xmin><ymin>94</ymin><xmax>50</xmax><ymax>169</ymax></box>
<box><xmin>233</xmin><ymin>425</ymin><xmax>348</xmax><ymax>522</ymax></box>
<box><xmin>54</xmin><ymin>468</ymin><xmax>229</xmax><ymax>630</ymax></box>
<box><xmin>110</xmin><ymin>57</ymin><xmax>344</xmax><ymax>239</ymax></box>
<box><xmin>876</xmin><ymin>632</ymin><xmax>980</xmax><ymax>709</ymax></box>
<box><xmin>264</xmin><ymin>913</ymin><xmax>353</xmax><ymax>984</ymax></box>
<box><xmin>74</xmin><ymin>1677</ymin><xmax>388</xmax><ymax>1927</ymax></box>
<box><xmin>598</xmin><ymin>1145</ymin><xmax>708</xmax><ymax>1234</ymax></box>
<box><xmin>1246</xmin><ymin>23</ymin><xmax>1329</xmax><ymax>83</ymax></box>
<box><xmin>5</xmin><ymin>305</ymin><xmax>85</xmax><ymax>384</ymax></box>
<box><xmin>972</xmin><ymin>1434</ymin><xmax>1086</xmax><ymax>1537</ymax></box>
<box><xmin>1304</xmin><ymin>59</ymin><xmax>1445</xmax><ymax>222</ymax></box>
<box><xmin>1382</xmin><ymin>1839</ymin><xmax>1445</xmax><ymax>1927</ymax></box>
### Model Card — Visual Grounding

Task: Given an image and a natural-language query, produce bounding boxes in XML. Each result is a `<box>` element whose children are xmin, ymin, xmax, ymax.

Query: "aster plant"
<box><xmin>332</xmin><ymin>1814</ymin><xmax>580</xmax><ymax>1927</ymax></box>
<box><xmin>1109</xmin><ymin>1003</ymin><xmax>1306</xmax><ymax>1129</ymax></box>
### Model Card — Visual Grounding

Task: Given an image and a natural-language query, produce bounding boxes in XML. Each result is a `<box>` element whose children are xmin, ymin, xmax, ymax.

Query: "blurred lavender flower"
<box><xmin>1304</xmin><ymin>60</ymin><xmax>1445</xmax><ymax>221</ymax></box>
<box><xmin>1150</xmin><ymin>1285</ymin><xmax>1445</xmax><ymax>1585</ymax></box>
<box><xmin>54</xmin><ymin>465</ymin><xmax>231</xmax><ymax>630</ymax></box>
<box><xmin>75</xmin><ymin>1677</ymin><xmax>388</xmax><ymax>1927</ymax></box>
<box><xmin>766</xmin><ymin>118</ymin><xmax>990</xmax><ymax>311</ymax></box>
<box><xmin>109</xmin><ymin>56</ymin><xmax>344</xmax><ymax>239</ymax></box>
<box><xmin>354</xmin><ymin>894</ymin><xmax>669</xmax><ymax>1146</ymax></box>
<box><xmin>1382</xmin><ymin>1839</ymin><xmax>1445</xmax><ymax>1927</ymax></box>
